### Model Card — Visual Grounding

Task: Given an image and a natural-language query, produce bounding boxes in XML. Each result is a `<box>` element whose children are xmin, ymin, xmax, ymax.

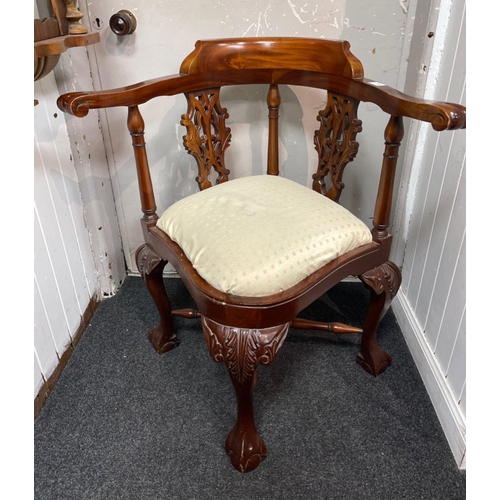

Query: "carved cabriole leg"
<box><xmin>358</xmin><ymin>261</ymin><xmax>402</xmax><ymax>376</ymax></box>
<box><xmin>136</xmin><ymin>244</ymin><xmax>180</xmax><ymax>354</ymax></box>
<box><xmin>201</xmin><ymin>317</ymin><xmax>290</xmax><ymax>473</ymax></box>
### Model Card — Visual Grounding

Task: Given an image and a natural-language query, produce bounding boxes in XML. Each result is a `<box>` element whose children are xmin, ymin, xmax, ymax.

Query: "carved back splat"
<box><xmin>312</xmin><ymin>92</ymin><xmax>362</xmax><ymax>202</ymax></box>
<box><xmin>182</xmin><ymin>88</ymin><xmax>231</xmax><ymax>190</ymax></box>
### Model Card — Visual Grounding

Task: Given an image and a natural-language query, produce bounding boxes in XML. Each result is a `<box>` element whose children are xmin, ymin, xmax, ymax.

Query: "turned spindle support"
<box><xmin>267</xmin><ymin>84</ymin><xmax>281</xmax><ymax>175</ymax></box>
<box><xmin>372</xmin><ymin>115</ymin><xmax>404</xmax><ymax>241</ymax></box>
<box><xmin>127</xmin><ymin>106</ymin><xmax>158</xmax><ymax>227</ymax></box>
<box><xmin>291</xmin><ymin>318</ymin><xmax>362</xmax><ymax>334</ymax></box>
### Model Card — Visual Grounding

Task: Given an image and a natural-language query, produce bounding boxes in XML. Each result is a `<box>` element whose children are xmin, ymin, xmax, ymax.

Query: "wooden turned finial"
<box><xmin>66</xmin><ymin>0</ymin><xmax>88</xmax><ymax>34</ymax></box>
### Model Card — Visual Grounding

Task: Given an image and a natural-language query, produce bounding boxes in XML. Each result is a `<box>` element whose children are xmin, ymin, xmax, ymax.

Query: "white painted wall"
<box><xmin>52</xmin><ymin>47</ymin><xmax>127</xmax><ymax>297</ymax></box>
<box><xmin>34</xmin><ymin>71</ymin><xmax>100</xmax><ymax>397</ymax></box>
<box><xmin>391</xmin><ymin>0</ymin><xmax>466</xmax><ymax>468</ymax></box>
<box><xmin>34</xmin><ymin>0</ymin><xmax>126</xmax><ymax>401</ymax></box>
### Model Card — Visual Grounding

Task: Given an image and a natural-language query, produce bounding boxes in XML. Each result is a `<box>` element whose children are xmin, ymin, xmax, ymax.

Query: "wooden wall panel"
<box><xmin>34</xmin><ymin>351</ymin><xmax>45</xmax><ymax>400</ymax></box>
<box><xmin>34</xmin><ymin>72</ymin><xmax>100</xmax><ymax>399</ymax></box>
<box><xmin>34</xmin><ymin>210</ymin><xmax>71</xmax><ymax>357</ymax></box>
<box><xmin>437</xmin><ymin>236</ymin><xmax>466</xmax><ymax>389</ymax></box>
<box><xmin>54</xmin><ymin>47</ymin><xmax>127</xmax><ymax>296</ymax></box>
<box><xmin>34</xmin><ymin>271</ymin><xmax>62</xmax><ymax>381</ymax></box>
<box><xmin>425</xmin><ymin>167</ymin><xmax>465</xmax><ymax>351</ymax></box>
<box><xmin>391</xmin><ymin>0</ymin><xmax>466</xmax><ymax>468</ymax></box>
<box><xmin>458</xmin><ymin>377</ymin><xmax>466</xmax><ymax>418</ymax></box>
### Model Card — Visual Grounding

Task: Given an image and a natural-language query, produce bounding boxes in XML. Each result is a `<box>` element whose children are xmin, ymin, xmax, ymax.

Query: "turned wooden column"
<box><xmin>127</xmin><ymin>106</ymin><xmax>158</xmax><ymax>226</ymax></box>
<box><xmin>372</xmin><ymin>115</ymin><xmax>404</xmax><ymax>241</ymax></box>
<box><xmin>267</xmin><ymin>84</ymin><xmax>281</xmax><ymax>175</ymax></box>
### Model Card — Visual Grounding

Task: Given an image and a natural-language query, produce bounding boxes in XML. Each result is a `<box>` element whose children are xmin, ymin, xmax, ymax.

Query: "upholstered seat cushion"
<box><xmin>156</xmin><ymin>175</ymin><xmax>372</xmax><ymax>297</ymax></box>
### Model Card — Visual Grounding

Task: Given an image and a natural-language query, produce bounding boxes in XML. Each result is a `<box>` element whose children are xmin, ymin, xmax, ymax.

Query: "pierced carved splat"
<box><xmin>181</xmin><ymin>88</ymin><xmax>231</xmax><ymax>190</ymax></box>
<box><xmin>312</xmin><ymin>92</ymin><xmax>362</xmax><ymax>202</ymax></box>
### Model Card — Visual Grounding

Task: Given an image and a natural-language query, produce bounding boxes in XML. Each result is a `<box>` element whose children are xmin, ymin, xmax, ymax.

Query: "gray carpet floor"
<box><xmin>34</xmin><ymin>276</ymin><xmax>466</xmax><ymax>499</ymax></box>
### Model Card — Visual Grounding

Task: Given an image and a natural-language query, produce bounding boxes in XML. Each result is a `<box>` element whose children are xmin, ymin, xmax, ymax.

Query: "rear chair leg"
<box><xmin>201</xmin><ymin>317</ymin><xmax>289</xmax><ymax>473</ymax></box>
<box><xmin>136</xmin><ymin>244</ymin><xmax>180</xmax><ymax>353</ymax></box>
<box><xmin>358</xmin><ymin>261</ymin><xmax>401</xmax><ymax>376</ymax></box>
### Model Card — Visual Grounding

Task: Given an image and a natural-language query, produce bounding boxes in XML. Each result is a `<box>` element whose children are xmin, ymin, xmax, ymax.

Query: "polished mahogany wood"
<box><xmin>57</xmin><ymin>37</ymin><xmax>466</xmax><ymax>473</ymax></box>
<box><xmin>291</xmin><ymin>318</ymin><xmax>363</xmax><ymax>334</ymax></box>
<box><xmin>179</xmin><ymin>38</ymin><xmax>364</xmax><ymax>78</ymax></box>
<box><xmin>312</xmin><ymin>92</ymin><xmax>362</xmax><ymax>202</ymax></box>
<box><xmin>135</xmin><ymin>244</ymin><xmax>179</xmax><ymax>353</ymax></box>
<box><xmin>358</xmin><ymin>262</ymin><xmax>402</xmax><ymax>375</ymax></box>
<box><xmin>202</xmin><ymin>316</ymin><xmax>289</xmax><ymax>472</ymax></box>
<box><xmin>266</xmin><ymin>84</ymin><xmax>281</xmax><ymax>176</ymax></box>
<box><xmin>171</xmin><ymin>308</ymin><xmax>201</xmax><ymax>319</ymax></box>
<box><xmin>372</xmin><ymin>115</ymin><xmax>405</xmax><ymax>241</ymax></box>
<box><xmin>182</xmin><ymin>89</ymin><xmax>231</xmax><ymax>190</ymax></box>
<box><xmin>57</xmin><ymin>70</ymin><xmax>465</xmax><ymax>131</ymax></box>
<box><xmin>127</xmin><ymin>106</ymin><xmax>158</xmax><ymax>225</ymax></box>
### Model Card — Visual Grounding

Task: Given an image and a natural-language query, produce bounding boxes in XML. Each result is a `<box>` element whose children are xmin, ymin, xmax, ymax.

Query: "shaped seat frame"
<box><xmin>58</xmin><ymin>37</ymin><xmax>466</xmax><ymax>473</ymax></box>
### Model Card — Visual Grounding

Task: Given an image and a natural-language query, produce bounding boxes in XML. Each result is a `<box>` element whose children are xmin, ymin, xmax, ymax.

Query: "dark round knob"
<box><xmin>109</xmin><ymin>10</ymin><xmax>137</xmax><ymax>36</ymax></box>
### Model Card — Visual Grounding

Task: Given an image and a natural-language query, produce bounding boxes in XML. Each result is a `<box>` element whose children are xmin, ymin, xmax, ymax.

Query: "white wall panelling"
<box><xmin>53</xmin><ymin>47</ymin><xmax>127</xmax><ymax>297</ymax></box>
<box><xmin>34</xmin><ymin>71</ymin><xmax>100</xmax><ymax>397</ymax></box>
<box><xmin>391</xmin><ymin>0</ymin><xmax>466</xmax><ymax>468</ymax></box>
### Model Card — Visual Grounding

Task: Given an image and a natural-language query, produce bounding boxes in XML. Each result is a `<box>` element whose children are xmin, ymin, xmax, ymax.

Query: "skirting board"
<box><xmin>392</xmin><ymin>293</ymin><xmax>466</xmax><ymax>470</ymax></box>
<box><xmin>34</xmin><ymin>294</ymin><xmax>100</xmax><ymax>419</ymax></box>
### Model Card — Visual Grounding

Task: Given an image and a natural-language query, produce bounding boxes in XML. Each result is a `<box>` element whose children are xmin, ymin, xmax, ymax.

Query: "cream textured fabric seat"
<box><xmin>156</xmin><ymin>175</ymin><xmax>373</xmax><ymax>297</ymax></box>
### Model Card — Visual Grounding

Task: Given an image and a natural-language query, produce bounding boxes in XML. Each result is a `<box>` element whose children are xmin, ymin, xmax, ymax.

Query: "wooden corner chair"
<box><xmin>58</xmin><ymin>37</ymin><xmax>466</xmax><ymax>473</ymax></box>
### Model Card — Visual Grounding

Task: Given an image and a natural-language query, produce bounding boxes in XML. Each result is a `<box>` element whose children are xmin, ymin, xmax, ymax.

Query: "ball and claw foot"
<box><xmin>148</xmin><ymin>326</ymin><xmax>180</xmax><ymax>354</ymax></box>
<box><xmin>225</xmin><ymin>423</ymin><xmax>267</xmax><ymax>473</ymax></box>
<box><xmin>356</xmin><ymin>344</ymin><xmax>392</xmax><ymax>377</ymax></box>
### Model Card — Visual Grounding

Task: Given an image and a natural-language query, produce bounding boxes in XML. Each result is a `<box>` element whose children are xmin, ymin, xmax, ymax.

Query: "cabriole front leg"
<box><xmin>201</xmin><ymin>317</ymin><xmax>290</xmax><ymax>473</ymax></box>
<box><xmin>225</xmin><ymin>368</ymin><xmax>267</xmax><ymax>473</ymax></box>
<box><xmin>136</xmin><ymin>244</ymin><xmax>180</xmax><ymax>353</ymax></box>
<box><xmin>358</xmin><ymin>261</ymin><xmax>401</xmax><ymax>376</ymax></box>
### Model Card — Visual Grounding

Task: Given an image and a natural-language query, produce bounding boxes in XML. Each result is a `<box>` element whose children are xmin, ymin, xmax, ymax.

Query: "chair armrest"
<box><xmin>56</xmin><ymin>69</ymin><xmax>277</xmax><ymax>117</ymax></box>
<box><xmin>57</xmin><ymin>73</ymin><xmax>198</xmax><ymax>117</ymax></box>
<box><xmin>356</xmin><ymin>78</ymin><xmax>466</xmax><ymax>131</ymax></box>
<box><xmin>57</xmin><ymin>70</ymin><xmax>465</xmax><ymax>132</ymax></box>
